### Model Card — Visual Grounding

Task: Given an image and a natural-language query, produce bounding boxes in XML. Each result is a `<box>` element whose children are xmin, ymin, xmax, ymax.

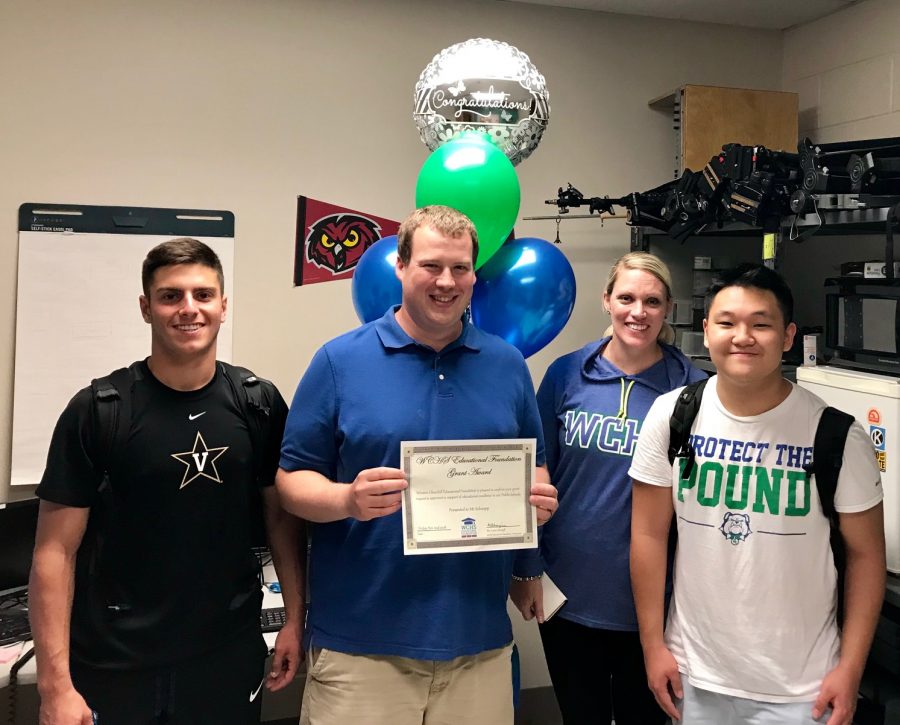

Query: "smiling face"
<box><xmin>603</xmin><ymin>267</ymin><xmax>671</xmax><ymax>355</ymax></box>
<box><xmin>703</xmin><ymin>285</ymin><xmax>796</xmax><ymax>388</ymax></box>
<box><xmin>139</xmin><ymin>263</ymin><xmax>227</xmax><ymax>365</ymax></box>
<box><xmin>394</xmin><ymin>223</ymin><xmax>475</xmax><ymax>351</ymax></box>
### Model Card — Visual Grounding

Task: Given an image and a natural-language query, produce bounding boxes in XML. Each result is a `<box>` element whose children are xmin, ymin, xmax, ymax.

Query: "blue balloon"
<box><xmin>351</xmin><ymin>235</ymin><xmax>401</xmax><ymax>324</ymax></box>
<box><xmin>471</xmin><ymin>238</ymin><xmax>576</xmax><ymax>358</ymax></box>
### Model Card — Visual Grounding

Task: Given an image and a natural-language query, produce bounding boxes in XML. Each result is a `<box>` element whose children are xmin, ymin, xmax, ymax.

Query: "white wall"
<box><xmin>779</xmin><ymin>0</ymin><xmax>899</xmax><ymax>335</ymax></box>
<box><xmin>0</xmin><ymin>0</ymin><xmax>786</xmax><ymax>690</ymax></box>
<box><xmin>783</xmin><ymin>0</ymin><xmax>900</xmax><ymax>142</ymax></box>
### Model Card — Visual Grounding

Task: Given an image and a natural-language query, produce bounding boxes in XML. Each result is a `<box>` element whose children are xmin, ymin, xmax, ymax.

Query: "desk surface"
<box><xmin>1</xmin><ymin>565</ymin><xmax>285</xmax><ymax>689</ymax></box>
<box><xmin>5</xmin><ymin>570</ymin><xmax>899</xmax><ymax>690</ymax></box>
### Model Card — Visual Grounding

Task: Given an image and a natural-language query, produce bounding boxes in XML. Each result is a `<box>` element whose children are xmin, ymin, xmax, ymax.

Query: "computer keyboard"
<box><xmin>260</xmin><ymin>606</ymin><xmax>286</xmax><ymax>633</ymax></box>
<box><xmin>0</xmin><ymin>611</ymin><xmax>31</xmax><ymax>647</ymax></box>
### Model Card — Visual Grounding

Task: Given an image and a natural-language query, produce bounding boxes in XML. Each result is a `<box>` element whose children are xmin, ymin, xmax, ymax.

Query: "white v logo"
<box><xmin>192</xmin><ymin>452</ymin><xmax>208</xmax><ymax>471</ymax></box>
<box><xmin>171</xmin><ymin>432</ymin><xmax>228</xmax><ymax>489</ymax></box>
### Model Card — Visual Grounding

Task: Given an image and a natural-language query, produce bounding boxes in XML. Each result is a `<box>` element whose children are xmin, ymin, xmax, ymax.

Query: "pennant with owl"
<box><xmin>294</xmin><ymin>196</ymin><xmax>400</xmax><ymax>286</ymax></box>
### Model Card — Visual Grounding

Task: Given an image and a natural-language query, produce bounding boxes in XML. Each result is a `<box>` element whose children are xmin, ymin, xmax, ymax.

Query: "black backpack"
<box><xmin>88</xmin><ymin>361</ymin><xmax>277</xmax><ymax>566</ymax></box>
<box><xmin>667</xmin><ymin>377</ymin><xmax>854</xmax><ymax>625</ymax></box>
<box><xmin>80</xmin><ymin>360</ymin><xmax>277</xmax><ymax>619</ymax></box>
<box><xmin>79</xmin><ymin>361</ymin><xmax>277</xmax><ymax>606</ymax></box>
<box><xmin>90</xmin><ymin>360</ymin><xmax>276</xmax><ymax>487</ymax></box>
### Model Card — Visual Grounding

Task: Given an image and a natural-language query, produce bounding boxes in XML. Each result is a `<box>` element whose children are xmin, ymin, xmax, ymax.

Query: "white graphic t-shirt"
<box><xmin>629</xmin><ymin>377</ymin><xmax>883</xmax><ymax>702</ymax></box>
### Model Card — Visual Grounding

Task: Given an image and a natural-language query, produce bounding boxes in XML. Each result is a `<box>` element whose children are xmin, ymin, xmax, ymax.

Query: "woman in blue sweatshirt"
<box><xmin>511</xmin><ymin>252</ymin><xmax>705</xmax><ymax>725</ymax></box>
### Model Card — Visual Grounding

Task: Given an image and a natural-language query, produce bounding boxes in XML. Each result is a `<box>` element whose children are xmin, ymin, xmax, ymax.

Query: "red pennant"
<box><xmin>294</xmin><ymin>196</ymin><xmax>400</xmax><ymax>286</ymax></box>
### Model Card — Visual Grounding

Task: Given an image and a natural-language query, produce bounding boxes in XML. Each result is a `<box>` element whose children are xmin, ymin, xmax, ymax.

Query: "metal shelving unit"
<box><xmin>630</xmin><ymin>197</ymin><xmax>900</xmax><ymax>271</ymax></box>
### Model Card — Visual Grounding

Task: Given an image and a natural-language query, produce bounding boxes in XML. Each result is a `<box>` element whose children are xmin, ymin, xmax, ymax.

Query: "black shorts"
<box><xmin>71</xmin><ymin>628</ymin><xmax>268</xmax><ymax>725</ymax></box>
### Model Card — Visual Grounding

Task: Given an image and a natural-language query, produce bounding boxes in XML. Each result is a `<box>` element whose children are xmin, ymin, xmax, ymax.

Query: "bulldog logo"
<box><xmin>719</xmin><ymin>512</ymin><xmax>752</xmax><ymax>546</ymax></box>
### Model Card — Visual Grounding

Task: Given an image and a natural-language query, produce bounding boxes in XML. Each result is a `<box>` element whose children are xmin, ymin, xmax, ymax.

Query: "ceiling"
<box><xmin>502</xmin><ymin>0</ymin><xmax>859</xmax><ymax>30</ymax></box>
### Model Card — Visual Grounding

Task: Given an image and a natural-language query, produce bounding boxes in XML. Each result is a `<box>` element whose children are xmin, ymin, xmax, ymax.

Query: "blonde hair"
<box><xmin>602</xmin><ymin>252</ymin><xmax>676</xmax><ymax>344</ymax></box>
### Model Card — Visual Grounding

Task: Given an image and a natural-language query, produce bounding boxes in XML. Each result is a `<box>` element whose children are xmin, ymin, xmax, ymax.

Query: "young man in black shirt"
<box><xmin>30</xmin><ymin>238</ymin><xmax>305</xmax><ymax>725</ymax></box>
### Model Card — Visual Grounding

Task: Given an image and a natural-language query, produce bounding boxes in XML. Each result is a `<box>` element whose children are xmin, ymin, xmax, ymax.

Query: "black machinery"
<box><xmin>546</xmin><ymin>136</ymin><xmax>900</xmax><ymax>246</ymax></box>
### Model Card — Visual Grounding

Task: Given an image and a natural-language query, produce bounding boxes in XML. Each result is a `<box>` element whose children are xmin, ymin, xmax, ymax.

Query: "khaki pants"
<box><xmin>299</xmin><ymin>644</ymin><xmax>514</xmax><ymax>725</ymax></box>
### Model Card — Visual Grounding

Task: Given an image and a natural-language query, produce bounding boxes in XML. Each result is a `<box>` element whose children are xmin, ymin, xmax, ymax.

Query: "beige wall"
<box><xmin>783</xmin><ymin>0</ymin><xmax>900</xmax><ymax>142</ymax></box>
<box><xmin>779</xmin><ymin>0</ymin><xmax>899</xmax><ymax>338</ymax></box>
<box><xmin>0</xmin><ymin>0</ymin><xmax>785</xmax><ymax>690</ymax></box>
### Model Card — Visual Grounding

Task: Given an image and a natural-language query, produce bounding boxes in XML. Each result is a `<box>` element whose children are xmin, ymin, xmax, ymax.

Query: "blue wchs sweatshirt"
<box><xmin>516</xmin><ymin>337</ymin><xmax>705</xmax><ymax>629</ymax></box>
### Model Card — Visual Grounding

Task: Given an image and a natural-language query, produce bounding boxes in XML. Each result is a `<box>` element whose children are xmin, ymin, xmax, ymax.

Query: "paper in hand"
<box><xmin>541</xmin><ymin>573</ymin><xmax>567</xmax><ymax>620</ymax></box>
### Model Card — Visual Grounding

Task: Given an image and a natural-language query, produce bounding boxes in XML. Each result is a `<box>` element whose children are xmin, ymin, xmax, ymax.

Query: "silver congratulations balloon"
<box><xmin>414</xmin><ymin>38</ymin><xmax>550</xmax><ymax>167</ymax></box>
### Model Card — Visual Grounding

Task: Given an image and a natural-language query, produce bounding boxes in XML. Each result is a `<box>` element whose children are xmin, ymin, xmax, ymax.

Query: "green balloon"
<box><xmin>415</xmin><ymin>133</ymin><xmax>520</xmax><ymax>269</ymax></box>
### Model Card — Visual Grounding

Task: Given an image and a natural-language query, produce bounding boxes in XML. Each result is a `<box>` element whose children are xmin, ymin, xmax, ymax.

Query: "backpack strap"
<box><xmin>804</xmin><ymin>405</ymin><xmax>854</xmax><ymax>627</ymax></box>
<box><xmin>668</xmin><ymin>378</ymin><xmax>708</xmax><ymax>479</ymax></box>
<box><xmin>219</xmin><ymin>362</ymin><xmax>275</xmax><ymax>486</ymax></box>
<box><xmin>86</xmin><ymin>362</ymin><xmax>141</xmax><ymax>609</ymax></box>
<box><xmin>220</xmin><ymin>362</ymin><xmax>276</xmax><ymax>559</ymax></box>
<box><xmin>809</xmin><ymin>406</ymin><xmax>854</xmax><ymax>518</ymax></box>
<box><xmin>90</xmin><ymin>362</ymin><xmax>142</xmax><ymax>488</ymax></box>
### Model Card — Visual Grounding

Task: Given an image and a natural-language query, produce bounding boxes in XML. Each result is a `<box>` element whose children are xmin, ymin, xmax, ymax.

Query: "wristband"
<box><xmin>511</xmin><ymin>574</ymin><xmax>543</xmax><ymax>582</ymax></box>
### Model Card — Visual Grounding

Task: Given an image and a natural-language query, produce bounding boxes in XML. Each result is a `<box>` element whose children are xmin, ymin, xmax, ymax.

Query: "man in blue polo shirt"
<box><xmin>277</xmin><ymin>205</ymin><xmax>558</xmax><ymax>725</ymax></box>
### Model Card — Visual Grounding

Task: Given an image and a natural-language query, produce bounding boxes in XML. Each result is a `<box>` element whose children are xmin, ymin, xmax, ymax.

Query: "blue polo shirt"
<box><xmin>280</xmin><ymin>307</ymin><xmax>545</xmax><ymax>660</ymax></box>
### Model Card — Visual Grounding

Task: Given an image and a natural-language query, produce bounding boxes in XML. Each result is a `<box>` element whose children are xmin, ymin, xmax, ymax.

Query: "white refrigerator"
<box><xmin>796</xmin><ymin>365</ymin><xmax>899</xmax><ymax>573</ymax></box>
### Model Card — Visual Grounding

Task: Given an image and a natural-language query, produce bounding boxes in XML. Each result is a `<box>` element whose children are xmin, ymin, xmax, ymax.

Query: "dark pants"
<box><xmin>71</xmin><ymin>629</ymin><xmax>268</xmax><ymax>725</ymax></box>
<box><xmin>539</xmin><ymin>616</ymin><xmax>666</xmax><ymax>725</ymax></box>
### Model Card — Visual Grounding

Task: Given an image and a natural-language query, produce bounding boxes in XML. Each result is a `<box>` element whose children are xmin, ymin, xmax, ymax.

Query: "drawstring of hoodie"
<box><xmin>616</xmin><ymin>378</ymin><xmax>635</xmax><ymax>419</ymax></box>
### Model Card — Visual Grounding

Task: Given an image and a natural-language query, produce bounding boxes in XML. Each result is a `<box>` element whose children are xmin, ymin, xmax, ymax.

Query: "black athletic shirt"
<box><xmin>36</xmin><ymin>360</ymin><xmax>288</xmax><ymax>670</ymax></box>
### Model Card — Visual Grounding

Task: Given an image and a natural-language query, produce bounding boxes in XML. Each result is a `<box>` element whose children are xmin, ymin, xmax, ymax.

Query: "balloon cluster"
<box><xmin>413</xmin><ymin>38</ymin><xmax>551</xmax><ymax>168</ymax></box>
<box><xmin>471</xmin><ymin>237</ymin><xmax>576</xmax><ymax>359</ymax></box>
<box><xmin>352</xmin><ymin>40</ymin><xmax>574</xmax><ymax>358</ymax></box>
<box><xmin>416</xmin><ymin>132</ymin><xmax>519</xmax><ymax>270</ymax></box>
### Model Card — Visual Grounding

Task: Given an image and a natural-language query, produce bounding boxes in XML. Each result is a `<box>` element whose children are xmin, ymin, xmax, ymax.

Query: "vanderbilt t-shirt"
<box><xmin>628</xmin><ymin>377</ymin><xmax>882</xmax><ymax>702</ymax></box>
<box><xmin>37</xmin><ymin>361</ymin><xmax>285</xmax><ymax>670</ymax></box>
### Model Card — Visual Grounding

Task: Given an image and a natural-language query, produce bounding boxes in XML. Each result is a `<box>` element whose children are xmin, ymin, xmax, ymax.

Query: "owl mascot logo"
<box><xmin>306</xmin><ymin>214</ymin><xmax>381</xmax><ymax>274</ymax></box>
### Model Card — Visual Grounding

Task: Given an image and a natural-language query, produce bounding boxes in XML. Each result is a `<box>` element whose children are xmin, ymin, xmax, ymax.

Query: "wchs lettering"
<box><xmin>564</xmin><ymin>411</ymin><xmax>639</xmax><ymax>456</ymax></box>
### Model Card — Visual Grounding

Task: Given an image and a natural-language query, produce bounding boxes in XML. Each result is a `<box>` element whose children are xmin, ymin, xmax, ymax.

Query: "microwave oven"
<box><xmin>825</xmin><ymin>277</ymin><xmax>900</xmax><ymax>374</ymax></box>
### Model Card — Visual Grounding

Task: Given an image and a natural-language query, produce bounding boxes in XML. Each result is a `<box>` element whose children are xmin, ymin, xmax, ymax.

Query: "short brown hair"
<box><xmin>141</xmin><ymin>238</ymin><xmax>224</xmax><ymax>295</ymax></box>
<box><xmin>396</xmin><ymin>206</ymin><xmax>479</xmax><ymax>265</ymax></box>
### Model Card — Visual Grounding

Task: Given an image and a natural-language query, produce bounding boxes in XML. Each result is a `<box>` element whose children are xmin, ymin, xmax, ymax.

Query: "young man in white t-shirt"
<box><xmin>628</xmin><ymin>264</ymin><xmax>886</xmax><ymax>725</ymax></box>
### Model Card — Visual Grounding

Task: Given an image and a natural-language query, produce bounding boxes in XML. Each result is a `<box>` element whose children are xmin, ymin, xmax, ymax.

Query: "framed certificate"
<box><xmin>400</xmin><ymin>438</ymin><xmax>538</xmax><ymax>555</ymax></box>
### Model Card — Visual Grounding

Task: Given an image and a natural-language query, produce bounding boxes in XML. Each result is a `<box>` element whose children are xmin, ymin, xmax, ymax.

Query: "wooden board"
<box><xmin>680</xmin><ymin>85</ymin><xmax>798</xmax><ymax>173</ymax></box>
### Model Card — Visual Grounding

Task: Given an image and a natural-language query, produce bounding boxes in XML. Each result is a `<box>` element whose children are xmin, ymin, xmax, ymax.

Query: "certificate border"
<box><xmin>401</xmin><ymin>440</ymin><xmax>535</xmax><ymax>552</ymax></box>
